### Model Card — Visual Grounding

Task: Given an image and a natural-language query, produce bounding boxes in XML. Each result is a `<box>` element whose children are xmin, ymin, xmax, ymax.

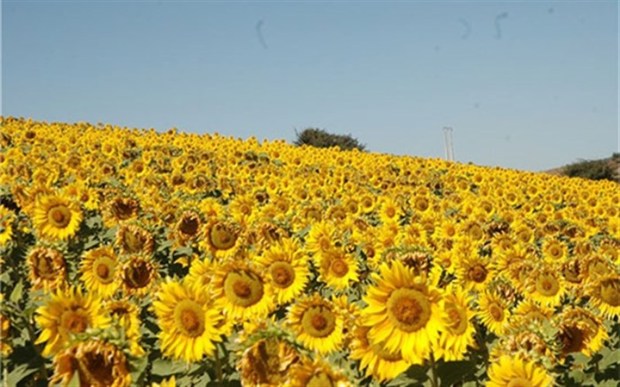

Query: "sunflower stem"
<box><xmin>429</xmin><ymin>351</ymin><xmax>439</xmax><ymax>387</ymax></box>
<box><xmin>214</xmin><ymin>342</ymin><xmax>224</xmax><ymax>385</ymax></box>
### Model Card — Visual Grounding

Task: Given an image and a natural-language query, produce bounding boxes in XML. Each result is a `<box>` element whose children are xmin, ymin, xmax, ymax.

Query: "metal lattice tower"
<box><xmin>443</xmin><ymin>127</ymin><xmax>455</xmax><ymax>161</ymax></box>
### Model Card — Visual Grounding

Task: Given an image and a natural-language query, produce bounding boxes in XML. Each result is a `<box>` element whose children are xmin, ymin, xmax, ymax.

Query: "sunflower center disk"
<box><xmin>445</xmin><ymin>304</ymin><xmax>467</xmax><ymax>335</ymax></box>
<box><xmin>535</xmin><ymin>275</ymin><xmax>559</xmax><ymax>296</ymax></box>
<box><xmin>506</xmin><ymin>377</ymin><xmax>534</xmax><ymax>387</ymax></box>
<box><xmin>93</xmin><ymin>257</ymin><xmax>115</xmax><ymax>284</ymax></box>
<box><xmin>82</xmin><ymin>352</ymin><xmax>115</xmax><ymax>385</ymax></box>
<box><xmin>387</xmin><ymin>289</ymin><xmax>431</xmax><ymax>333</ymax></box>
<box><xmin>125</xmin><ymin>260</ymin><xmax>151</xmax><ymax>289</ymax></box>
<box><xmin>48</xmin><ymin>205</ymin><xmax>71</xmax><ymax>228</ymax></box>
<box><xmin>174</xmin><ymin>301</ymin><xmax>205</xmax><ymax>337</ymax></box>
<box><xmin>468</xmin><ymin>264</ymin><xmax>487</xmax><ymax>283</ymax></box>
<box><xmin>35</xmin><ymin>255</ymin><xmax>56</xmax><ymax>279</ymax></box>
<box><xmin>330</xmin><ymin>259</ymin><xmax>349</xmax><ymax>277</ymax></box>
<box><xmin>301</xmin><ymin>307</ymin><xmax>336</xmax><ymax>338</ymax></box>
<box><xmin>210</xmin><ymin>223</ymin><xmax>237</xmax><ymax>250</ymax></box>
<box><xmin>269</xmin><ymin>262</ymin><xmax>295</xmax><ymax>288</ymax></box>
<box><xmin>224</xmin><ymin>272</ymin><xmax>264</xmax><ymax>307</ymax></box>
<box><xmin>489</xmin><ymin>303</ymin><xmax>504</xmax><ymax>321</ymax></box>
<box><xmin>61</xmin><ymin>310</ymin><xmax>89</xmax><ymax>334</ymax></box>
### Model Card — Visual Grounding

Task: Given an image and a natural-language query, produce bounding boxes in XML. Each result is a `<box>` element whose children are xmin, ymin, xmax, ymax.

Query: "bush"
<box><xmin>294</xmin><ymin>128</ymin><xmax>366</xmax><ymax>151</ymax></box>
<box><xmin>563</xmin><ymin>158</ymin><xmax>617</xmax><ymax>182</ymax></box>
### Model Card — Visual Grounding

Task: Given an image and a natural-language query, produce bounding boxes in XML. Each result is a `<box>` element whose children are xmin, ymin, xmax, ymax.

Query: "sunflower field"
<box><xmin>0</xmin><ymin>117</ymin><xmax>618</xmax><ymax>387</ymax></box>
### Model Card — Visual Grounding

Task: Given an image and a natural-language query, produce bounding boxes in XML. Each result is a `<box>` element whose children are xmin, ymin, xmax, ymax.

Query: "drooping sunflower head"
<box><xmin>27</xmin><ymin>246</ymin><xmax>67</xmax><ymax>291</ymax></box>
<box><xmin>116</xmin><ymin>224</ymin><xmax>154</xmax><ymax>255</ymax></box>
<box><xmin>175</xmin><ymin>210</ymin><xmax>202</xmax><ymax>241</ymax></box>
<box><xmin>120</xmin><ymin>255</ymin><xmax>158</xmax><ymax>297</ymax></box>
<box><xmin>202</xmin><ymin>219</ymin><xmax>241</xmax><ymax>255</ymax></box>
<box><xmin>51</xmin><ymin>340</ymin><xmax>131</xmax><ymax>387</ymax></box>
<box><xmin>104</xmin><ymin>299</ymin><xmax>144</xmax><ymax>356</ymax></box>
<box><xmin>556</xmin><ymin>306</ymin><xmax>608</xmax><ymax>357</ymax></box>
<box><xmin>287</xmin><ymin>293</ymin><xmax>345</xmax><ymax>355</ymax></box>
<box><xmin>349</xmin><ymin>324</ymin><xmax>410</xmax><ymax>382</ymax></box>
<box><xmin>35</xmin><ymin>286</ymin><xmax>110</xmax><ymax>357</ymax></box>
<box><xmin>284</xmin><ymin>357</ymin><xmax>351</xmax><ymax>387</ymax></box>
<box><xmin>212</xmin><ymin>260</ymin><xmax>273</xmax><ymax>322</ymax></box>
<box><xmin>81</xmin><ymin>246</ymin><xmax>118</xmax><ymax>299</ymax></box>
<box><xmin>486</xmin><ymin>355</ymin><xmax>553</xmax><ymax>387</ymax></box>
<box><xmin>237</xmin><ymin>337</ymin><xmax>301</xmax><ymax>386</ymax></box>
<box><xmin>33</xmin><ymin>194</ymin><xmax>83</xmax><ymax>241</ymax></box>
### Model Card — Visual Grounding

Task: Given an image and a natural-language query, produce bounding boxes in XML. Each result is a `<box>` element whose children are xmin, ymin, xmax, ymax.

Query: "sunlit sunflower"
<box><xmin>33</xmin><ymin>193</ymin><xmax>82</xmax><ymax>240</ymax></box>
<box><xmin>200</xmin><ymin>219</ymin><xmax>241</xmax><ymax>256</ymax></box>
<box><xmin>116</xmin><ymin>224</ymin><xmax>154</xmax><ymax>255</ymax></box>
<box><xmin>486</xmin><ymin>355</ymin><xmax>552</xmax><ymax>387</ymax></box>
<box><xmin>0</xmin><ymin>205</ymin><xmax>15</xmax><ymax>247</ymax></box>
<box><xmin>455</xmin><ymin>246</ymin><xmax>493</xmax><ymax>293</ymax></box>
<box><xmin>104</xmin><ymin>299</ymin><xmax>144</xmax><ymax>356</ymax></box>
<box><xmin>541</xmin><ymin>238</ymin><xmax>567</xmax><ymax>262</ymax></box>
<box><xmin>526</xmin><ymin>266</ymin><xmax>566</xmax><ymax>308</ymax></box>
<box><xmin>254</xmin><ymin>238</ymin><xmax>310</xmax><ymax>305</ymax></box>
<box><xmin>51</xmin><ymin>340</ymin><xmax>131</xmax><ymax>387</ymax></box>
<box><xmin>510</xmin><ymin>299</ymin><xmax>554</xmax><ymax>327</ymax></box>
<box><xmin>436</xmin><ymin>286</ymin><xmax>477</xmax><ymax>362</ymax></box>
<box><xmin>27</xmin><ymin>246</ymin><xmax>67</xmax><ymax>291</ymax></box>
<box><xmin>35</xmin><ymin>286</ymin><xmax>110</xmax><ymax>357</ymax></box>
<box><xmin>476</xmin><ymin>290</ymin><xmax>511</xmax><ymax>336</ymax></box>
<box><xmin>185</xmin><ymin>257</ymin><xmax>215</xmax><ymax>292</ymax></box>
<box><xmin>81</xmin><ymin>246</ymin><xmax>119</xmax><ymax>299</ymax></box>
<box><xmin>556</xmin><ymin>307</ymin><xmax>609</xmax><ymax>358</ymax></box>
<box><xmin>211</xmin><ymin>260</ymin><xmax>274</xmax><ymax>322</ymax></box>
<box><xmin>349</xmin><ymin>324</ymin><xmax>411</xmax><ymax>382</ymax></box>
<box><xmin>0</xmin><ymin>308</ymin><xmax>12</xmax><ymax>356</ymax></box>
<box><xmin>120</xmin><ymin>255</ymin><xmax>158</xmax><ymax>297</ymax></box>
<box><xmin>237</xmin><ymin>337</ymin><xmax>300</xmax><ymax>386</ymax></box>
<box><xmin>287</xmin><ymin>293</ymin><xmax>345</xmax><ymax>354</ymax></box>
<box><xmin>284</xmin><ymin>357</ymin><xmax>351</xmax><ymax>387</ymax></box>
<box><xmin>585</xmin><ymin>273</ymin><xmax>620</xmax><ymax>319</ymax></box>
<box><xmin>151</xmin><ymin>376</ymin><xmax>176</xmax><ymax>387</ymax></box>
<box><xmin>317</xmin><ymin>248</ymin><xmax>359</xmax><ymax>291</ymax></box>
<box><xmin>152</xmin><ymin>278</ymin><xmax>223</xmax><ymax>362</ymax></box>
<box><xmin>360</xmin><ymin>260</ymin><xmax>443</xmax><ymax>364</ymax></box>
<box><xmin>305</xmin><ymin>221</ymin><xmax>340</xmax><ymax>255</ymax></box>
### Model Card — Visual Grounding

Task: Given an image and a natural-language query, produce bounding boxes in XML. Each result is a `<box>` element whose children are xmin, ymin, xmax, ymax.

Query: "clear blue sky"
<box><xmin>2</xmin><ymin>1</ymin><xmax>618</xmax><ymax>171</ymax></box>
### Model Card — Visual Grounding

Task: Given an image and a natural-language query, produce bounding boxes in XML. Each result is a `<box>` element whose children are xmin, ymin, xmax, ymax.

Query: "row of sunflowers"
<box><xmin>0</xmin><ymin>116</ymin><xmax>618</xmax><ymax>386</ymax></box>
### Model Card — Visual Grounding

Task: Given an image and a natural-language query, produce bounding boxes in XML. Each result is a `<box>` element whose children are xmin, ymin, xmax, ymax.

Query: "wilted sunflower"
<box><xmin>287</xmin><ymin>293</ymin><xmax>345</xmax><ymax>355</ymax></box>
<box><xmin>254</xmin><ymin>238</ymin><xmax>310</xmax><ymax>305</ymax></box>
<box><xmin>486</xmin><ymin>355</ymin><xmax>552</xmax><ymax>387</ymax></box>
<box><xmin>237</xmin><ymin>337</ymin><xmax>300</xmax><ymax>386</ymax></box>
<box><xmin>27</xmin><ymin>246</ymin><xmax>67</xmax><ymax>291</ymax></box>
<box><xmin>585</xmin><ymin>273</ymin><xmax>620</xmax><ymax>319</ymax></box>
<box><xmin>284</xmin><ymin>357</ymin><xmax>351</xmax><ymax>387</ymax></box>
<box><xmin>51</xmin><ymin>340</ymin><xmax>131</xmax><ymax>387</ymax></box>
<box><xmin>201</xmin><ymin>219</ymin><xmax>241</xmax><ymax>256</ymax></box>
<box><xmin>120</xmin><ymin>255</ymin><xmax>158</xmax><ymax>297</ymax></box>
<box><xmin>81</xmin><ymin>246</ymin><xmax>119</xmax><ymax>299</ymax></box>
<box><xmin>35</xmin><ymin>286</ymin><xmax>110</xmax><ymax>357</ymax></box>
<box><xmin>360</xmin><ymin>260</ymin><xmax>443</xmax><ymax>364</ymax></box>
<box><xmin>556</xmin><ymin>306</ymin><xmax>608</xmax><ymax>357</ymax></box>
<box><xmin>33</xmin><ymin>193</ymin><xmax>82</xmax><ymax>240</ymax></box>
<box><xmin>436</xmin><ymin>286</ymin><xmax>477</xmax><ymax>362</ymax></box>
<box><xmin>152</xmin><ymin>278</ymin><xmax>223</xmax><ymax>363</ymax></box>
<box><xmin>476</xmin><ymin>290</ymin><xmax>511</xmax><ymax>336</ymax></box>
<box><xmin>349</xmin><ymin>324</ymin><xmax>411</xmax><ymax>382</ymax></box>
<box><xmin>174</xmin><ymin>210</ymin><xmax>202</xmax><ymax>245</ymax></box>
<box><xmin>211</xmin><ymin>260</ymin><xmax>274</xmax><ymax>322</ymax></box>
<box><xmin>116</xmin><ymin>224</ymin><xmax>154</xmax><ymax>255</ymax></box>
<box><xmin>103</xmin><ymin>196</ymin><xmax>140</xmax><ymax>227</ymax></box>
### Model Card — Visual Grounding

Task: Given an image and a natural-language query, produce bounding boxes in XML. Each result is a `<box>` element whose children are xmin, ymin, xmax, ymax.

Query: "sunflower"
<box><xmin>120</xmin><ymin>255</ymin><xmax>158</xmax><ymax>297</ymax></box>
<box><xmin>116</xmin><ymin>224</ymin><xmax>154</xmax><ymax>255</ymax></box>
<box><xmin>211</xmin><ymin>260</ymin><xmax>274</xmax><ymax>322</ymax></box>
<box><xmin>284</xmin><ymin>357</ymin><xmax>351</xmax><ymax>387</ymax></box>
<box><xmin>349</xmin><ymin>324</ymin><xmax>411</xmax><ymax>382</ymax></box>
<box><xmin>0</xmin><ymin>309</ymin><xmax>11</xmax><ymax>356</ymax></box>
<box><xmin>152</xmin><ymin>278</ymin><xmax>223</xmax><ymax>362</ymax></box>
<box><xmin>33</xmin><ymin>193</ymin><xmax>82</xmax><ymax>240</ymax></box>
<box><xmin>27</xmin><ymin>246</ymin><xmax>67</xmax><ymax>291</ymax></box>
<box><xmin>103</xmin><ymin>196</ymin><xmax>140</xmax><ymax>228</ymax></box>
<box><xmin>585</xmin><ymin>273</ymin><xmax>620</xmax><ymax>319</ymax></box>
<box><xmin>476</xmin><ymin>290</ymin><xmax>511</xmax><ymax>336</ymax></box>
<box><xmin>525</xmin><ymin>266</ymin><xmax>566</xmax><ymax>308</ymax></box>
<box><xmin>51</xmin><ymin>340</ymin><xmax>131</xmax><ymax>387</ymax></box>
<box><xmin>510</xmin><ymin>299</ymin><xmax>554</xmax><ymax>327</ymax></box>
<box><xmin>436</xmin><ymin>286</ymin><xmax>477</xmax><ymax>362</ymax></box>
<box><xmin>174</xmin><ymin>210</ymin><xmax>202</xmax><ymax>245</ymax></box>
<box><xmin>237</xmin><ymin>338</ymin><xmax>300</xmax><ymax>386</ymax></box>
<box><xmin>104</xmin><ymin>299</ymin><xmax>144</xmax><ymax>356</ymax></box>
<box><xmin>490</xmin><ymin>328</ymin><xmax>557</xmax><ymax>366</ymax></box>
<box><xmin>81</xmin><ymin>246</ymin><xmax>119</xmax><ymax>299</ymax></box>
<box><xmin>35</xmin><ymin>286</ymin><xmax>110</xmax><ymax>357</ymax></box>
<box><xmin>185</xmin><ymin>257</ymin><xmax>215</xmax><ymax>292</ymax></box>
<box><xmin>360</xmin><ymin>260</ymin><xmax>443</xmax><ymax>364</ymax></box>
<box><xmin>486</xmin><ymin>355</ymin><xmax>552</xmax><ymax>387</ymax></box>
<box><xmin>200</xmin><ymin>219</ymin><xmax>241</xmax><ymax>256</ymax></box>
<box><xmin>287</xmin><ymin>293</ymin><xmax>345</xmax><ymax>354</ymax></box>
<box><xmin>254</xmin><ymin>238</ymin><xmax>310</xmax><ymax>305</ymax></box>
<box><xmin>556</xmin><ymin>307</ymin><xmax>609</xmax><ymax>358</ymax></box>
<box><xmin>0</xmin><ymin>204</ymin><xmax>15</xmax><ymax>247</ymax></box>
<box><xmin>541</xmin><ymin>238</ymin><xmax>567</xmax><ymax>262</ymax></box>
<box><xmin>304</xmin><ymin>221</ymin><xmax>340</xmax><ymax>255</ymax></box>
<box><xmin>317</xmin><ymin>248</ymin><xmax>359</xmax><ymax>292</ymax></box>
<box><xmin>455</xmin><ymin>244</ymin><xmax>493</xmax><ymax>293</ymax></box>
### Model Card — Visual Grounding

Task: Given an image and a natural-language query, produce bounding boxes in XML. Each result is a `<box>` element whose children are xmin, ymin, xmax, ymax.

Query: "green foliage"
<box><xmin>562</xmin><ymin>156</ymin><xmax>618</xmax><ymax>182</ymax></box>
<box><xmin>293</xmin><ymin>128</ymin><xmax>366</xmax><ymax>151</ymax></box>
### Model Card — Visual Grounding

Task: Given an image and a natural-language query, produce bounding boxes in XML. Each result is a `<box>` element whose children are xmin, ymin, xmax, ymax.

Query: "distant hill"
<box><xmin>545</xmin><ymin>153</ymin><xmax>619</xmax><ymax>182</ymax></box>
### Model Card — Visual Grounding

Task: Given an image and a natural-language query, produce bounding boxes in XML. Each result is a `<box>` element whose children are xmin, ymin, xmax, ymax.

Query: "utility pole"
<box><xmin>443</xmin><ymin>127</ymin><xmax>455</xmax><ymax>161</ymax></box>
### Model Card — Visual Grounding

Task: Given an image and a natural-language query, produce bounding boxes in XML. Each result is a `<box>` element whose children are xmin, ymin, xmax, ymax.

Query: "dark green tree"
<box><xmin>293</xmin><ymin>128</ymin><xmax>366</xmax><ymax>151</ymax></box>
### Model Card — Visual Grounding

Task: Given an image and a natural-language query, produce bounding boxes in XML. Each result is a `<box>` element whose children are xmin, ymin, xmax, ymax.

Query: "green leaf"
<box><xmin>10</xmin><ymin>280</ymin><xmax>23</xmax><ymax>304</ymax></box>
<box><xmin>6</xmin><ymin>364</ymin><xmax>38</xmax><ymax>386</ymax></box>
<box><xmin>151</xmin><ymin>358</ymin><xmax>190</xmax><ymax>377</ymax></box>
<box><xmin>437</xmin><ymin>359</ymin><xmax>477</xmax><ymax>386</ymax></box>
<box><xmin>67</xmin><ymin>371</ymin><xmax>81</xmax><ymax>387</ymax></box>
